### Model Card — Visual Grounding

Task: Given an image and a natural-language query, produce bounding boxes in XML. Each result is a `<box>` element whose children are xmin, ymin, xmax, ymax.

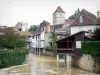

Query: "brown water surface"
<box><xmin>5</xmin><ymin>53</ymin><xmax>99</xmax><ymax>75</ymax></box>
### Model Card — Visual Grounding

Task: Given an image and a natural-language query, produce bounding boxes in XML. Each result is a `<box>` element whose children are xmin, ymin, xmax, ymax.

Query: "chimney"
<box><xmin>97</xmin><ymin>10</ymin><xmax>100</xmax><ymax>18</ymax></box>
<box><xmin>88</xmin><ymin>30</ymin><xmax>92</xmax><ymax>38</ymax></box>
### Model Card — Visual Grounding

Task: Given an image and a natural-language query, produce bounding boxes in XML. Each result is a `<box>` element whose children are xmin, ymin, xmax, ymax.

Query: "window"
<box><xmin>79</xmin><ymin>15</ymin><xmax>83</xmax><ymax>23</ymax></box>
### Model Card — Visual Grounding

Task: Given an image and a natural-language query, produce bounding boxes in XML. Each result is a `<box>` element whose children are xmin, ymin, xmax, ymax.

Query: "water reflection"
<box><xmin>5</xmin><ymin>53</ymin><xmax>99</xmax><ymax>75</ymax></box>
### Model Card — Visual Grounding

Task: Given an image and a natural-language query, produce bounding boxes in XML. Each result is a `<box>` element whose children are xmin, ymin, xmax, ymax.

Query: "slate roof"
<box><xmin>71</xmin><ymin>9</ymin><xmax>97</xmax><ymax>26</ymax></box>
<box><xmin>53</xmin><ymin>6</ymin><xmax>65</xmax><ymax>14</ymax></box>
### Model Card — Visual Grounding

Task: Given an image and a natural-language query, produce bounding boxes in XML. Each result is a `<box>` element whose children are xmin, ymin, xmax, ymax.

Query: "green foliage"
<box><xmin>46</xmin><ymin>43</ymin><xmax>56</xmax><ymax>53</ymax></box>
<box><xmin>0</xmin><ymin>50</ymin><xmax>27</xmax><ymax>68</ymax></box>
<box><xmin>49</xmin><ymin>32</ymin><xmax>56</xmax><ymax>42</ymax></box>
<box><xmin>92</xmin><ymin>28</ymin><xmax>100</xmax><ymax>41</ymax></box>
<box><xmin>69</xmin><ymin>8</ymin><xmax>80</xmax><ymax>19</ymax></box>
<box><xmin>0</xmin><ymin>28</ymin><xmax>27</xmax><ymax>50</ymax></box>
<box><xmin>40</xmin><ymin>20</ymin><xmax>49</xmax><ymax>26</ymax></box>
<box><xmin>48</xmin><ymin>32</ymin><xmax>57</xmax><ymax>52</ymax></box>
<box><xmin>28</xmin><ymin>25</ymin><xmax>38</xmax><ymax>32</ymax></box>
<box><xmin>81</xmin><ymin>41</ymin><xmax>100</xmax><ymax>55</ymax></box>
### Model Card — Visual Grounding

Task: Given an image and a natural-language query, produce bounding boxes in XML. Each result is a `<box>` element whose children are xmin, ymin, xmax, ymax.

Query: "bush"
<box><xmin>0</xmin><ymin>27</ymin><xmax>27</xmax><ymax>50</ymax></box>
<box><xmin>46</xmin><ymin>43</ymin><xmax>57</xmax><ymax>52</ymax></box>
<box><xmin>81</xmin><ymin>41</ymin><xmax>100</xmax><ymax>55</ymax></box>
<box><xmin>0</xmin><ymin>50</ymin><xmax>27</xmax><ymax>68</ymax></box>
<box><xmin>92</xmin><ymin>28</ymin><xmax>100</xmax><ymax>41</ymax></box>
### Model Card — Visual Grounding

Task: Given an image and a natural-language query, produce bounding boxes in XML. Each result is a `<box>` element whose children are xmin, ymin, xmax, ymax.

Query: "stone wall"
<box><xmin>72</xmin><ymin>54</ymin><xmax>94</xmax><ymax>72</ymax></box>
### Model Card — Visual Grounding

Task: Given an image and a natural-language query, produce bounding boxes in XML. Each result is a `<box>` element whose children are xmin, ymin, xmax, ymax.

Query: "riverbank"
<box><xmin>0</xmin><ymin>53</ymin><xmax>99</xmax><ymax>75</ymax></box>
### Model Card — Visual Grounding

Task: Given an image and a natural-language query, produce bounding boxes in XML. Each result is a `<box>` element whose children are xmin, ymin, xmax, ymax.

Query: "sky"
<box><xmin>0</xmin><ymin>0</ymin><xmax>100</xmax><ymax>27</ymax></box>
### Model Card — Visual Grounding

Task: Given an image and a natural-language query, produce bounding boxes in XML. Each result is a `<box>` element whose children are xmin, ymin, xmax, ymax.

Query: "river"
<box><xmin>3</xmin><ymin>53</ymin><xmax>99</xmax><ymax>75</ymax></box>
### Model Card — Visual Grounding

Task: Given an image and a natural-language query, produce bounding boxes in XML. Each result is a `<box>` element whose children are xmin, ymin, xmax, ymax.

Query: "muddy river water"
<box><xmin>4</xmin><ymin>53</ymin><xmax>99</xmax><ymax>75</ymax></box>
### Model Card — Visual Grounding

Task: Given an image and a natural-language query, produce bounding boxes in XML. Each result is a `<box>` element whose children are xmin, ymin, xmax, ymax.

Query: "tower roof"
<box><xmin>53</xmin><ymin>6</ymin><xmax>65</xmax><ymax>14</ymax></box>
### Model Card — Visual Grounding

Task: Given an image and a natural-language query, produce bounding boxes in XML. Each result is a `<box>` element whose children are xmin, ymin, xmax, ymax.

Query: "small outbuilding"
<box><xmin>56</xmin><ymin>31</ymin><xmax>91</xmax><ymax>56</ymax></box>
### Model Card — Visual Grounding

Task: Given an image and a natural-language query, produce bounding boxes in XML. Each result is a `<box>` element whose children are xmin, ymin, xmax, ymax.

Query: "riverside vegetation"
<box><xmin>81</xmin><ymin>28</ymin><xmax>100</xmax><ymax>73</ymax></box>
<box><xmin>0</xmin><ymin>27</ymin><xmax>27</xmax><ymax>68</ymax></box>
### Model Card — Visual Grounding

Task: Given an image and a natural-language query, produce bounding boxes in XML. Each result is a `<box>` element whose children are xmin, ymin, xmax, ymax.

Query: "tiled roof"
<box><xmin>16</xmin><ymin>31</ymin><xmax>32</xmax><ymax>36</ymax></box>
<box><xmin>54</xmin><ymin>27</ymin><xmax>70</xmax><ymax>36</ymax></box>
<box><xmin>31</xmin><ymin>31</ymin><xmax>41</xmax><ymax>36</ymax></box>
<box><xmin>51</xmin><ymin>24</ymin><xmax>64</xmax><ymax>31</ymax></box>
<box><xmin>65</xmin><ymin>19</ymin><xmax>75</xmax><ymax>25</ymax></box>
<box><xmin>53</xmin><ymin>6</ymin><xmax>65</xmax><ymax>14</ymax></box>
<box><xmin>71</xmin><ymin>9</ymin><xmax>97</xmax><ymax>26</ymax></box>
<box><xmin>56</xmin><ymin>31</ymin><xmax>89</xmax><ymax>42</ymax></box>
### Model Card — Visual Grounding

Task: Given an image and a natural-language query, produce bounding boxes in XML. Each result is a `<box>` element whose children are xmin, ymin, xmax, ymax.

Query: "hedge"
<box><xmin>0</xmin><ymin>50</ymin><xmax>27</xmax><ymax>68</ymax></box>
<box><xmin>81</xmin><ymin>41</ymin><xmax>100</xmax><ymax>55</ymax></box>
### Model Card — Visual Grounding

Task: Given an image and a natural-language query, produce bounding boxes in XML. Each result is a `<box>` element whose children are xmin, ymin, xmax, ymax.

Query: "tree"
<box><xmin>48</xmin><ymin>32</ymin><xmax>57</xmax><ymax>52</ymax></box>
<box><xmin>28</xmin><ymin>25</ymin><xmax>38</xmax><ymax>32</ymax></box>
<box><xmin>69</xmin><ymin>8</ymin><xmax>80</xmax><ymax>19</ymax></box>
<box><xmin>49</xmin><ymin>32</ymin><xmax>56</xmax><ymax>42</ymax></box>
<box><xmin>0</xmin><ymin>27</ymin><xmax>26</xmax><ymax>50</ymax></box>
<box><xmin>40</xmin><ymin>20</ymin><xmax>49</xmax><ymax>26</ymax></box>
<box><xmin>92</xmin><ymin>28</ymin><xmax>100</xmax><ymax>41</ymax></box>
<box><xmin>90</xmin><ymin>28</ymin><xmax>100</xmax><ymax>73</ymax></box>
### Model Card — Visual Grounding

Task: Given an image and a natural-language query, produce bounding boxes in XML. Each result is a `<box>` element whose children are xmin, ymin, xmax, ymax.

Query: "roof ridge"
<box><xmin>83</xmin><ymin>9</ymin><xmax>96</xmax><ymax>25</ymax></box>
<box><xmin>53</xmin><ymin>6</ymin><xmax>65</xmax><ymax>14</ymax></box>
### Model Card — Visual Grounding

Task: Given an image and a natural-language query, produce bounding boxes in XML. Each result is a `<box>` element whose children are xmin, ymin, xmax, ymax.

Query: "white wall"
<box><xmin>29</xmin><ymin>31</ymin><xmax>50</xmax><ymax>48</ymax></box>
<box><xmin>71</xmin><ymin>25</ymin><xmax>96</xmax><ymax>34</ymax></box>
<box><xmin>40</xmin><ymin>31</ymin><xmax>44</xmax><ymax>40</ymax></box>
<box><xmin>53</xmin><ymin>12</ymin><xmax>65</xmax><ymax>25</ymax></box>
<box><xmin>30</xmin><ymin>31</ymin><xmax>45</xmax><ymax>48</ymax></box>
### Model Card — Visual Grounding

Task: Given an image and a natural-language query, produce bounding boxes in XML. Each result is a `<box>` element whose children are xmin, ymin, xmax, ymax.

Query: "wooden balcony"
<box><xmin>57</xmin><ymin>48</ymin><xmax>74</xmax><ymax>53</ymax></box>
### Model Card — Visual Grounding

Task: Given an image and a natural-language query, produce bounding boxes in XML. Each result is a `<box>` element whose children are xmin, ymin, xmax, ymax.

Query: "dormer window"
<box><xmin>79</xmin><ymin>15</ymin><xmax>83</xmax><ymax>23</ymax></box>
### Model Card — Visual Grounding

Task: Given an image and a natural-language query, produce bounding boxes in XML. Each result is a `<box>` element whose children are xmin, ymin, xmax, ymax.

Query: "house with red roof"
<box><xmin>70</xmin><ymin>9</ymin><xmax>100</xmax><ymax>35</ymax></box>
<box><xmin>56</xmin><ymin>9</ymin><xmax>100</xmax><ymax>55</ymax></box>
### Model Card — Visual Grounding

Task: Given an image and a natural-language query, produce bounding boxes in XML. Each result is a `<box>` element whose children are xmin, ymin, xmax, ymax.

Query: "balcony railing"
<box><xmin>57</xmin><ymin>48</ymin><xmax>74</xmax><ymax>51</ymax></box>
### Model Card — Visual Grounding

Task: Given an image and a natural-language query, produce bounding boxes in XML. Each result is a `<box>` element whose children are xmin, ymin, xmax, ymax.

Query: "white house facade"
<box><xmin>70</xmin><ymin>9</ymin><xmax>99</xmax><ymax>35</ymax></box>
<box><xmin>71</xmin><ymin>25</ymin><xmax>96</xmax><ymax>34</ymax></box>
<box><xmin>53</xmin><ymin>6</ymin><xmax>65</xmax><ymax>25</ymax></box>
<box><xmin>30</xmin><ymin>21</ymin><xmax>51</xmax><ymax>55</ymax></box>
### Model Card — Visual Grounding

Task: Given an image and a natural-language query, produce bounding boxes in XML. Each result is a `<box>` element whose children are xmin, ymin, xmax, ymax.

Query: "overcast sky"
<box><xmin>0</xmin><ymin>0</ymin><xmax>100</xmax><ymax>27</ymax></box>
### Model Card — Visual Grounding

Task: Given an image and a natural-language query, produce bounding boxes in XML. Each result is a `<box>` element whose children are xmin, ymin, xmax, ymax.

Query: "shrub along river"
<box><xmin>0</xmin><ymin>53</ymin><xmax>99</xmax><ymax>75</ymax></box>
